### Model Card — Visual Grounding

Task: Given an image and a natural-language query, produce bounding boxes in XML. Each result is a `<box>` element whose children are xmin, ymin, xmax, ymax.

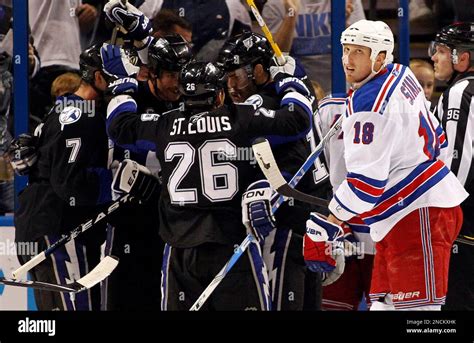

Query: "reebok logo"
<box><xmin>18</xmin><ymin>317</ymin><xmax>55</xmax><ymax>336</ymax></box>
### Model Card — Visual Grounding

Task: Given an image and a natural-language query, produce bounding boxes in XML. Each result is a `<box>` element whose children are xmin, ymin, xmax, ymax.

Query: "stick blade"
<box><xmin>252</xmin><ymin>138</ymin><xmax>287</xmax><ymax>189</ymax></box>
<box><xmin>76</xmin><ymin>256</ymin><xmax>119</xmax><ymax>290</ymax></box>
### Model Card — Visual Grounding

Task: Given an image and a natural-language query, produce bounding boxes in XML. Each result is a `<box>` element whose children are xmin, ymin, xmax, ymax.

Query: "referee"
<box><xmin>431</xmin><ymin>22</ymin><xmax>474</xmax><ymax>310</ymax></box>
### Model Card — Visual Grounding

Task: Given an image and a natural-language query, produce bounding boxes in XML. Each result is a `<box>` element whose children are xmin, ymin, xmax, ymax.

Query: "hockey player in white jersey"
<box><xmin>303</xmin><ymin>19</ymin><xmax>468</xmax><ymax>311</ymax></box>
<box><xmin>315</xmin><ymin>94</ymin><xmax>375</xmax><ymax>310</ymax></box>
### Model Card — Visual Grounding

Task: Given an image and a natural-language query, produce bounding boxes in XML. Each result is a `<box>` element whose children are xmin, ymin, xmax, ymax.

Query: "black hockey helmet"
<box><xmin>216</xmin><ymin>31</ymin><xmax>273</xmax><ymax>73</ymax></box>
<box><xmin>148</xmin><ymin>34</ymin><xmax>193</xmax><ymax>75</ymax></box>
<box><xmin>79</xmin><ymin>43</ymin><xmax>103</xmax><ymax>84</ymax></box>
<box><xmin>429</xmin><ymin>22</ymin><xmax>474</xmax><ymax>64</ymax></box>
<box><xmin>179</xmin><ymin>61</ymin><xmax>226</xmax><ymax>109</ymax></box>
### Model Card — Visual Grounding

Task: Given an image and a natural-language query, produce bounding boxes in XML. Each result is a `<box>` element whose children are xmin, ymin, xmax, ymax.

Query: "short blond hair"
<box><xmin>410</xmin><ymin>59</ymin><xmax>434</xmax><ymax>74</ymax></box>
<box><xmin>51</xmin><ymin>72</ymin><xmax>82</xmax><ymax>98</ymax></box>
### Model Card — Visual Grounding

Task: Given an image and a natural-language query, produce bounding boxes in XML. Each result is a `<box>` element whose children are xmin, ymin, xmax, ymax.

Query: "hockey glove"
<box><xmin>8</xmin><ymin>134</ymin><xmax>38</xmax><ymax>176</ymax></box>
<box><xmin>112</xmin><ymin>159</ymin><xmax>159</xmax><ymax>202</ymax></box>
<box><xmin>100</xmin><ymin>44</ymin><xmax>139</xmax><ymax>95</ymax></box>
<box><xmin>269</xmin><ymin>55</ymin><xmax>296</xmax><ymax>80</ymax></box>
<box><xmin>303</xmin><ymin>213</ymin><xmax>344</xmax><ymax>273</ymax></box>
<box><xmin>242</xmin><ymin>180</ymin><xmax>276</xmax><ymax>243</ymax></box>
<box><xmin>104</xmin><ymin>0</ymin><xmax>152</xmax><ymax>41</ymax></box>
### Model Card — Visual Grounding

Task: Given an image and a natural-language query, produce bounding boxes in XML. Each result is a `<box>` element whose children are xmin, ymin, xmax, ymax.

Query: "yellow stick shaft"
<box><xmin>246</xmin><ymin>0</ymin><xmax>286</xmax><ymax>65</ymax></box>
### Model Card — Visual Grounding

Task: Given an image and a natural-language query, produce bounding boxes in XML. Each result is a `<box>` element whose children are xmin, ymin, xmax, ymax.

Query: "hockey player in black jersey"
<box><xmin>430</xmin><ymin>22</ymin><xmax>474</xmax><ymax>310</ymax></box>
<box><xmin>10</xmin><ymin>44</ymin><xmax>113</xmax><ymax>310</ymax></box>
<box><xmin>98</xmin><ymin>1</ymin><xmax>195</xmax><ymax>310</ymax></box>
<box><xmin>102</xmin><ymin>40</ymin><xmax>315</xmax><ymax>310</ymax></box>
<box><xmin>217</xmin><ymin>32</ymin><xmax>329</xmax><ymax>310</ymax></box>
<box><xmin>102</xmin><ymin>35</ymin><xmax>192</xmax><ymax>311</ymax></box>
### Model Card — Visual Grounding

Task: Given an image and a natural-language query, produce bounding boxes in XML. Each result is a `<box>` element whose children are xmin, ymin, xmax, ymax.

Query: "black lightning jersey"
<box><xmin>15</xmin><ymin>94</ymin><xmax>111</xmax><ymax>242</ymax></box>
<box><xmin>107</xmin><ymin>92</ymin><xmax>313</xmax><ymax>248</ymax></box>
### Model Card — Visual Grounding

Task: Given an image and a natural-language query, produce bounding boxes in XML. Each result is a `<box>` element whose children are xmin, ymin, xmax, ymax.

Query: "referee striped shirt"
<box><xmin>435</xmin><ymin>72</ymin><xmax>474</xmax><ymax>190</ymax></box>
<box><xmin>435</xmin><ymin>71</ymin><xmax>474</xmax><ymax>237</ymax></box>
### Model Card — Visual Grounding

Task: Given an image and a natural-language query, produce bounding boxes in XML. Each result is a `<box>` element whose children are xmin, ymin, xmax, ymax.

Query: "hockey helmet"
<box><xmin>79</xmin><ymin>43</ymin><xmax>103</xmax><ymax>84</ymax></box>
<box><xmin>148</xmin><ymin>34</ymin><xmax>193</xmax><ymax>75</ymax></box>
<box><xmin>429</xmin><ymin>22</ymin><xmax>474</xmax><ymax>64</ymax></box>
<box><xmin>341</xmin><ymin>20</ymin><xmax>394</xmax><ymax>68</ymax></box>
<box><xmin>217</xmin><ymin>31</ymin><xmax>273</xmax><ymax>73</ymax></box>
<box><xmin>179</xmin><ymin>61</ymin><xmax>226</xmax><ymax>109</ymax></box>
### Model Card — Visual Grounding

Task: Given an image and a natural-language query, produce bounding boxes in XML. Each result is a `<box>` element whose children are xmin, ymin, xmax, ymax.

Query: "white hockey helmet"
<box><xmin>341</xmin><ymin>20</ymin><xmax>394</xmax><ymax>68</ymax></box>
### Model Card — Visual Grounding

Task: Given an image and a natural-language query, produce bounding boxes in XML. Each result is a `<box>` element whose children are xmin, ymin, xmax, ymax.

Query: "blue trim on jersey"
<box><xmin>334</xmin><ymin>194</ymin><xmax>358</xmax><ymax>215</ymax></box>
<box><xmin>379</xmin><ymin>65</ymin><xmax>406</xmax><ymax>114</ymax></box>
<box><xmin>319</xmin><ymin>101</ymin><xmax>346</xmax><ymax>109</ymax></box>
<box><xmin>116</xmin><ymin>140</ymin><xmax>156</xmax><ymax>154</ymax></box>
<box><xmin>349</xmin><ymin>223</ymin><xmax>370</xmax><ymax>234</ymax></box>
<box><xmin>364</xmin><ymin>164</ymin><xmax>450</xmax><ymax>225</ymax></box>
<box><xmin>347</xmin><ymin>172</ymin><xmax>388</xmax><ymax>188</ymax></box>
<box><xmin>352</xmin><ymin>64</ymin><xmax>405</xmax><ymax>114</ymax></box>
<box><xmin>262</xmin><ymin>130</ymin><xmax>310</xmax><ymax>146</ymax></box>
<box><xmin>86</xmin><ymin>167</ymin><xmax>113</xmax><ymax>205</ymax></box>
<box><xmin>436</xmin><ymin>125</ymin><xmax>448</xmax><ymax>149</ymax></box>
<box><xmin>106</xmin><ymin>101</ymin><xmax>138</xmax><ymax>130</ymax></box>
<box><xmin>352</xmin><ymin>76</ymin><xmax>386</xmax><ymax>113</ymax></box>
<box><xmin>281</xmin><ymin>96</ymin><xmax>313</xmax><ymax>118</ymax></box>
<box><xmin>347</xmin><ymin>183</ymin><xmax>381</xmax><ymax>204</ymax></box>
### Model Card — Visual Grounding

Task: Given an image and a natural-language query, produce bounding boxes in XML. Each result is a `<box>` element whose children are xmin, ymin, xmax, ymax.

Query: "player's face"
<box><xmin>156</xmin><ymin>70</ymin><xmax>181</xmax><ymax>101</ymax></box>
<box><xmin>412</xmin><ymin>66</ymin><xmax>435</xmax><ymax>100</ymax></box>
<box><xmin>342</xmin><ymin>44</ymin><xmax>372</xmax><ymax>83</ymax></box>
<box><xmin>431</xmin><ymin>44</ymin><xmax>454</xmax><ymax>81</ymax></box>
<box><xmin>227</xmin><ymin>67</ymin><xmax>257</xmax><ymax>103</ymax></box>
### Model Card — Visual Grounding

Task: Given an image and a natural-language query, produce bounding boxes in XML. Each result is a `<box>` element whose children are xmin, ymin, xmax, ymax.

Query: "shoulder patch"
<box><xmin>244</xmin><ymin>94</ymin><xmax>264</xmax><ymax>107</ymax></box>
<box><xmin>141</xmin><ymin>113</ymin><xmax>160</xmax><ymax>122</ymax></box>
<box><xmin>59</xmin><ymin>106</ymin><xmax>82</xmax><ymax>126</ymax></box>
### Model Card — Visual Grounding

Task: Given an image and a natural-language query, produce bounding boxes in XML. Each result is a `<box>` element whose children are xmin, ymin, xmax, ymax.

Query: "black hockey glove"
<box><xmin>112</xmin><ymin>159</ymin><xmax>159</xmax><ymax>202</ymax></box>
<box><xmin>103</xmin><ymin>0</ymin><xmax>152</xmax><ymax>41</ymax></box>
<box><xmin>8</xmin><ymin>134</ymin><xmax>38</xmax><ymax>176</ymax></box>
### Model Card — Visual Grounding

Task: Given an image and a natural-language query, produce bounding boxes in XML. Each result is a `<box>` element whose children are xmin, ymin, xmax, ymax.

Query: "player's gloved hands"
<box><xmin>269</xmin><ymin>55</ymin><xmax>296</xmax><ymax>80</ymax></box>
<box><xmin>104</xmin><ymin>0</ymin><xmax>152</xmax><ymax>41</ymax></box>
<box><xmin>100</xmin><ymin>43</ymin><xmax>139</xmax><ymax>95</ymax></box>
<box><xmin>303</xmin><ymin>213</ymin><xmax>345</xmax><ymax>285</ymax></box>
<box><xmin>112</xmin><ymin>159</ymin><xmax>159</xmax><ymax>202</ymax></box>
<box><xmin>8</xmin><ymin>134</ymin><xmax>38</xmax><ymax>175</ymax></box>
<box><xmin>242</xmin><ymin>180</ymin><xmax>276</xmax><ymax>244</ymax></box>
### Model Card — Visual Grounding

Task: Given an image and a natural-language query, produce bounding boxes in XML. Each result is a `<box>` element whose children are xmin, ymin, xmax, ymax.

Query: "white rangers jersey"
<box><xmin>328</xmin><ymin>63</ymin><xmax>468</xmax><ymax>242</ymax></box>
<box><xmin>318</xmin><ymin>94</ymin><xmax>375</xmax><ymax>254</ymax></box>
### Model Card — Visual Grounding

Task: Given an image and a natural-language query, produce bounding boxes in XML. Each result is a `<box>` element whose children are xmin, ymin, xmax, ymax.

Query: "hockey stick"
<box><xmin>188</xmin><ymin>114</ymin><xmax>343</xmax><ymax>311</ymax></box>
<box><xmin>1</xmin><ymin>256</ymin><xmax>118</xmax><ymax>293</ymax></box>
<box><xmin>189</xmin><ymin>233</ymin><xmax>256</xmax><ymax>311</ymax></box>
<box><xmin>246</xmin><ymin>0</ymin><xmax>285</xmax><ymax>65</ymax></box>
<box><xmin>262</xmin><ymin>114</ymin><xmax>344</xmax><ymax>210</ymax></box>
<box><xmin>253</xmin><ymin>137</ymin><xmax>329</xmax><ymax>207</ymax></box>
<box><xmin>12</xmin><ymin>193</ymin><xmax>133</xmax><ymax>279</ymax></box>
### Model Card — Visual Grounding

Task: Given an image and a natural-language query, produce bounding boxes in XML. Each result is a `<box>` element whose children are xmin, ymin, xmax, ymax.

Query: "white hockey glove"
<box><xmin>242</xmin><ymin>180</ymin><xmax>276</xmax><ymax>244</ymax></box>
<box><xmin>112</xmin><ymin>159</ymin><xmax>159</xmax><ymax>202</ymax></box>
<box><xmin>303</xmin><ymin>213</ymin><xmax>345</xmax><ymax>286</ymax></box>
<box><xmin>269</xmin><ymin>55</ymin><xmax>296</xmax><ymax>80</ymax></box>
<box><xmin>100</xmin><ymin>43</ymin><xmax>139</xmax><ymax>95</ymax></box>
<box><xmin>104</xmin><ymin>0</ymin><xmax>152</xmax><ymax>41</ymax></box>
<box><xmin>8</xmin><ymin>134</ymin><xmax>38</xmax><ymax>176</ymax></box>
